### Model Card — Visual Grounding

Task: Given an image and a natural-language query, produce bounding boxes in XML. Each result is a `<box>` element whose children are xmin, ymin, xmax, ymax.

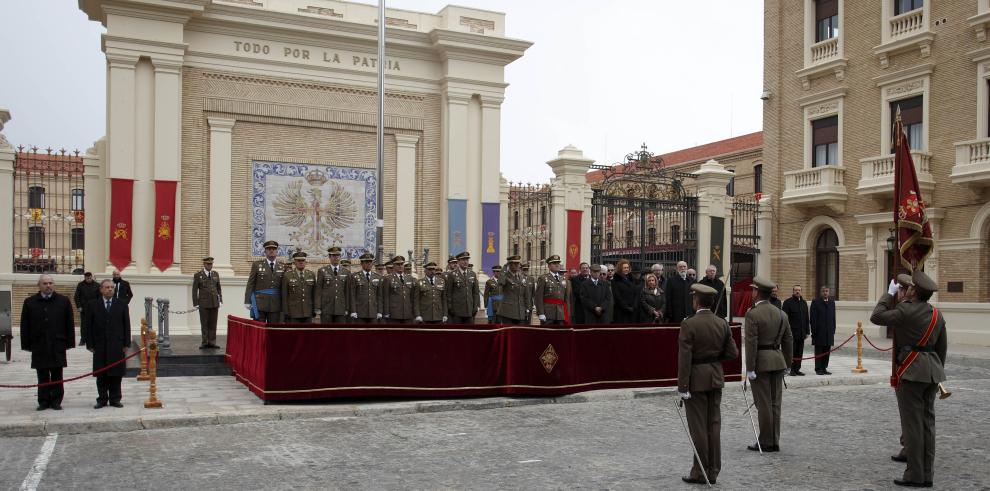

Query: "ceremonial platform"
<box><xmin>225</xmin><ymin>317</ymin><xmax>743</xmax><ymax>402</ymax></box>
<box><xmin>125</xmin><ymin>335</ymin><xmax>231</xmax><ymax>378</ymax></box>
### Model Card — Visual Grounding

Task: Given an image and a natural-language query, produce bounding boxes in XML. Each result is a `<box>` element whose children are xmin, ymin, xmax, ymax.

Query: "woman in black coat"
<box><xmin>611</xmin><ymin>260</ymin><xmax>641</xmax><ymax>324</ymax></box>
<box><xmin>639</xmin><ymin>273</ymin><xmax>665</xmax><ymax>324</ymax></box>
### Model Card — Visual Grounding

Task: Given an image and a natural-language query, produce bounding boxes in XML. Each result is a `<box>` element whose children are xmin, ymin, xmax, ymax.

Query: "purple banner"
<box><xmin>481</xmin><ymin>203</ymin><xmax>500</xmax><ymax>274</ymax></box>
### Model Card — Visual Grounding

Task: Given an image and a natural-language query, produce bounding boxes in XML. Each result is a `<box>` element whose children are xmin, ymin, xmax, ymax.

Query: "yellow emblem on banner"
<box><xmin>486</xmin><ymin>232</ymin><xmax>496</xmax><ymax>253</ymax></box>
<box><xmin>568</xmin><ymin>243</ymin><xmax>578</xmax><ymax>258</ymax></box>
<box><xmin>113</xmin><ymin>222</ymin><xmax>128</xmax><ymax>240</ymax></box>
<box><xmin>158</xmin><ymin>221</ymin><xmax>171</xmax><ymax>239</ymax></box>
<box><xmin>711</xmin><ymin>245</ymin><xmax>721</xmax><ymax>262</ymax></box>
<box><xmin>540</xmin><ymin>344</ymin><xmax>559</xmax><ymax>374</ymax></box>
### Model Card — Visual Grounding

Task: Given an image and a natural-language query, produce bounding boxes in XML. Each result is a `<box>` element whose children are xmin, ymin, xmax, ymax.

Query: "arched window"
<box><xmin>815</xmin><ymin>228</ymin><xmax>840</xmax><ymax>299</ymax></box>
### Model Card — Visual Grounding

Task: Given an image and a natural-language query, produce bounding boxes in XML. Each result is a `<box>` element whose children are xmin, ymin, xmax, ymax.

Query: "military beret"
<box><xmin>292</xmin><ymin>251</ymin><xmax>307</xmax><ymax>259</ymax></box>
<box><xmin>327</xmin><ymin>246</ymin><xmax>342</xmax><ymax>255</ymax></box>
<box><xmin>545</xmin><ymin>254</ymin><xmax>561</xmax><ymax>264</ymax></box>
<box><xmin>896</xmin><ymin>273</ymin><xmax>914</xmax><ymax>287</ymax></box>
<box><xmin>751</xmin><ymin>276</ymin><xmax>776</xmax><ymax>292</ymax></box>
<box><xmin>263</xmin><ymin>240</ymin><xmax>279</xmax><ymax>249</ymax></box>
<box><xmin>359</xmin><ymin>252</ymin><xmax>375</xmax><ymax>262</ymax></box>
<box><xmin>202</xmin><ymin>257</ymin><xmax>214</xmax><ymax>262</ymax></box>
<box><xmin>506</xmin><ymin>255</ymin><xmax>521</xmax><ymax>263</ymax></box>
<box><xmin>456</xmin><ymin>251</ymin><xmax>471</xmax><ymax>260</ymax></box>
<box><xmin>691</xmin><ymin>283</ymin><xmax>717</xmax><ymax>296</ymax></box>
<box><xmin>491</xmin><ymin>265</ymin><xmax>502</xmax><ymax>272</ymax></box>
<box><xmin>392</xmin><ymin>255</ymin><xmax>406</xmax><ymax>263</ymax></box>
<box><xmin>912</xmin><ymin>270</ymin><xmax>938</xmax><ymax>293</ymax></box>
<box><xmin>424</xmin><ymin>262</ymin><xmax>438</xmax><ymax>269</ymax></box>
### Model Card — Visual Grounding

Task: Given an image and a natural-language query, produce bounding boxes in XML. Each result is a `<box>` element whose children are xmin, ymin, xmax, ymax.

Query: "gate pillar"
<box><xmin>547</xmin><ymin>145</ymin><xmax>594</xmax><ymax>271</ymax></box>
<box><xmin>0</xmin><ymin>109</ymin><xmax>13</xmax><ymax>275</ymax></box>
<box><xmin>756</xmin><ymin>195</ymin><xmax>773</xmax><ymax>279</ymax></box>
<box><xmin>692</xmin><ymin>159</ymin><xmax>734</xmax><ymax>277</ymax></box>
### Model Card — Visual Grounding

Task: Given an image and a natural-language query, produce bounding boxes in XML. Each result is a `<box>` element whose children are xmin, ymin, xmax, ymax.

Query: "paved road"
<box><xmin>3</xmin><ymin>363</ymin><xmax>989</xmax><ymax>490</ymax></box>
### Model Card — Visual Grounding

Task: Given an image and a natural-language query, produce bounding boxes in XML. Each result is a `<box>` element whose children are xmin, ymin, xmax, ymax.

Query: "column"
<box><xmin>394</xmin><ymin>133</ymin><xmax>419</xmax><ymax>255</ymax></box>
<box><xmin>0</xmin><ymin>108</ymin><xmax>13</xmax><ymax>275</ymax></box>
<box><xmin>132</xmin><ymin>58</ymin><xmax>156</xmax><ymax>274</ymax></box>
<box><xmin>152</xmin><ymin>57</ymin><xmax>183</xmax><ymax>272</ymax></box>
<box><xmin>83</xmin><ymin>139</ymin><xmax>107</xmax><ymax>275</ymax></box>
<box><xmin>756</xmin><ymin>195</ymin><xmax>774</xmax><ymax>279</ymax></box>
<box><xmin>498</xmin><ymin>176</ymin><xmax>509</xmax><ymax>265</ymax></box>
<box><xmin>692</xmin><ymin>159</ymin><xmax>733</xmax><ymax>274</ymax></box>
<box><xmin>207</xmin><ymin>117</ymin><xmax>236</xmax><ymax>276</ymax></box>
<box><xmin>864</xmin><ymin>225</ymin><xmax>879</xmax><ymax>303</ymax></box>
<box><xmin>105</xmin><ymin>53</ymin><xmax>138</xmax><ymax>273</ymax></box>
<box><xmin>480</xmin><ymin>96</ymin><xmax>503</xmax><ymax>272</ymax></box>
<box><xmin>442</xmin><ymin>93</ymin><xmax>470</xmax><ymax>259</ymax></box>
<box><xmin>546</xmin><ymin>145</ymin><xmax>595</xmax><ymax>268</ymax></box>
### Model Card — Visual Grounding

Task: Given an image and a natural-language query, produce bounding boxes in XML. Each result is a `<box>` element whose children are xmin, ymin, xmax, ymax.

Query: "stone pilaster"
<box><xmin>0</xmin><ymin>108</ymin><xmax>13</xmax><ymax>276</ymax></box>
<box><xmin>692</xmin><ymin>159</ymin><xmax>734</xmax><ymax>276</ymax></box>
<box><xmin>83</xmin><ymin>139</ymin><xmax>107</xmax><ymax>275</ymax></box>
<box><xmin>546</xmin><ymin>145</ymin><xmax>595</xmax><ymax>265</ymax></box>
<box><xmin>756</xmin><ymin>195</ymin><xmax>774</xmax><ymax>279</ymax></box>
<box><xmin>394</xmin><ymin>133</ymin><xmax>419</xmax><ymax>255</ymax></box>
<box><xmin>207</xmin><ymin>117</ymin><xmax>236</xmax><ymax>276</ymax></box>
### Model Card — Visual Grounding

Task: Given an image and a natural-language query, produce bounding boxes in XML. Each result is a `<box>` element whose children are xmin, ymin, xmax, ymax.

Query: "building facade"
<box><xmin>766</xmin><ymin>0</ymin><xmax>990</xmax><ymax>343</ymax></box>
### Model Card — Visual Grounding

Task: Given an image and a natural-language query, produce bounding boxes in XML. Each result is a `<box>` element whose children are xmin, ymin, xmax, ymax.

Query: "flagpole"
<box><xmin>375</xmin><ymin>0</ymin><xmax>386</xmax><ymax>259</ymax></box>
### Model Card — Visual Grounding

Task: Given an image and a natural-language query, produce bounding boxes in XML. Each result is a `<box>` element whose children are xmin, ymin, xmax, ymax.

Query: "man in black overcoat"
<box><xmin>20</xmin><ymin>274</ymin><xmax>75</xmax><ymax>410</ymax></box>
<box><xmin>698</xmin><ymin>265</ymin><xmax>727</xmax><ymax>318</ymax></box>
<box><xmin>111</xmin><ymin>270</ymin><xmax>133</xmax><ymax>304</ymax></box>
<box><xmin>82</xmin><ymin>279</ymin><xmax>132</xmax><ymax>408</ymax></box>
<box><xmin>665</xmin><ymin>261</ymin><xmax>695</xmax><ymax>323</ymax></box>
<box><xmin>578</xmin><ymin>265</ymin><xmax>612</xmax><ymax>324</ymax></box>
<box><xmin>570</xmin><ymin>262</ymin><xmax>591</xmax><ymax>325</ymax></box>
<box><xmin>781</xmin><ymin>285</ymin><xmax>810</xmax><ymax>376</ymax></box>
<box><xmin>810</xmin><ymin>285</ymin><xmax>836</xmax><ymax>375</ymax></box>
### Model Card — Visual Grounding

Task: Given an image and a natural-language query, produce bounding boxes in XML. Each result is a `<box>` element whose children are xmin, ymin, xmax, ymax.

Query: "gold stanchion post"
<box><xmin>144</xmin><ymin>328</ymin><xmax>164</xmax><ymax>408</ymax></box>
<box><xmin>136</xmin><ymin>319</ymin><xmax>150</xmax><ymax>381</ymax></box>
<box><xmin>852</xmin><ymin>321</ymin><xmax>868</xmax><ymax>374</ymax></box>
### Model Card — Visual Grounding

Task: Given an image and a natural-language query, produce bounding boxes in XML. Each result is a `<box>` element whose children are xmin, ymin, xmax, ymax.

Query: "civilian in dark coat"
<box><xmin>20</xmin><ymin>275</ymin><xmax>75</xmax><ymax>410</ymax></box>
<box><xmin>781</xmin><ymin>285</ymin><xmax>810</xmax><ymax>375</ymax></box>
<box><xmin>698</xmin><ymin>265</ymin><xmax>727</xmax><ymax>318</ymax></box>
<box><xmin>578</xmin><ymin>265</ymin><xmax>612</xmax><ymax>324</ymax></box>
<box><xmin>639</xmin><ymin>273</ymin><xmax>665</xmax><ymax>324</ymax></box>
<box><xmin>809</xmin><ymin>286</ymin><xmax>837</xmax><ymax>375</ymax></box>
<box><xmin>769</xmin><ymin>286</ymin><xmax>783</xmax><ymax>309</ymax></box>
<box><xmin>570</xmin><ymin>263</ymin><xmax>591</xmax><ymax>325</ymax></box>
<box><xmin>82</xmin><ymin>280</ymin><xmax>132</xmax><ymax>408</ymax></box>
<box><xmin>111</xmin><ymin>270</ymin><xmax>133</xmax><ymax>304</ymax></box>
<box><xmin>611</xmin><ymin>261</ymin><xmax>640</xmax><ymax>324</ymax></box>
<box><xmin>665</xmin><ymin>261</ymin><xmax>694</xmax><ymax>323</ymax></box>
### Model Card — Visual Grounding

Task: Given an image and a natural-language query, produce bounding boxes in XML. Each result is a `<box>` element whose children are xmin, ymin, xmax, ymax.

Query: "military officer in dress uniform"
<box><xmin>483</xmin><ymin>265</ymin><xmax>503</xmax><ymax>323</ymax></box>
<box><xmin>413</xmin><ymin>262</ymin><xmax>447</xmax><ymax>324</ymax></box>
<box><xmin>281</xmin><ymin>251</ymin><xmax>316</xmax><ymax>323</ymax></box>
<box><xmin>496</xmin><ymin>256</ymin><xmax>529</xmax><ymax>324</ymax></box>
<box><xmin>744</xmin><ymin>276</ymin><xmax>793</xmax><ymax>453</ymax></box>
<box><xmin>870</xmin><ymin>270</ymin><xmax>946</xmax><ymax>488</ymax></box>
<box><xmin>315</xmin><ymin>246</ymin><xmax>350</xmax><ymax>324</ymax></box>
<box><xmin>350</xmin><ymin>253</ymin><xmax>384</xmax><ymax>324</ymax></box>
<box><xmin>446</xmin><ymin>251</ymin><xmax>481</xmax><ymax>324</ymax></box>
<box><xmin>340</xmin><ymin>258</ymin><xmax>352</xmax><ymax>273</ymax></box>
<box><xmin>521</xmin><ymin>263</ymin><xmax>536</xmax><ymax>324</ymax></box>
<box><xmin>383</xmin><ymin>255</ymin><xmax>415</xmax><ymax>324</ymax></box>
<box><xmin>677</xmin><ymin>283</ymin><xmax>739</xmax><ymax>485</ymax></box>
<box><xmin>385</xmin><ymin>258</ymin><xmax>395</xmax><ymax>276</ymax></box>
<box><xmin>446</xmin><ymin>255</ymin><xmax>457</xmax><ymax>273</ymax></box>
<box><xmin>535</xmin><ymin>255</ymin><xmax>571</xmax><ymax>326</ymax></box>
<box><xmin>244</xmin><ymin>240</ymin><xmax>283</xmax><ymax>322</ymax></box>
<box><xmin>192</xmin><ymin>257</ymin><xmax>223</xmax><ymax>349</ymax></box>
<box><xmin>374</xmin><ymin>258</ymin><xmax>386</xmax><ymax>277</ymax></box>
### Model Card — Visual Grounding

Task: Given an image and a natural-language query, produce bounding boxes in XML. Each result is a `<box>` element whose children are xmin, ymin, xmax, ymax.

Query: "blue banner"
<box><xmin>481</xmin><ymin>203</ymin><xmax>499</xmax><ymax>273</ymax></box>
<box><xmin>448</xmin><ymin>199</ymin><xmax>467</xmax><ymax>256</ymax></box>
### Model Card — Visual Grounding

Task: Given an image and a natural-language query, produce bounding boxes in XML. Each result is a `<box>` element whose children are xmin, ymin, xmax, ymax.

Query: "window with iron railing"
<box><xmin>812</xmin><ymin>116</ymin><xmax>839</xmax><ymax>167</ymax></box>
<box><xmin>648</xmin><ymin>227</ymin><xmax>656</xmax><ymax>245</ymax></box>
<box><xmin>895</xmin><ymin>0</ymin><xmax>922</xmax><ymax>16</ymax></box>
<box><xmin>816</xmin><ymin>0</ymin><xmax>839</xmax><ymax>42</ymax></box>
<box><xmin>891</xmin><ymin>96</ymin><xmax>923</xmax><ymax>150</ymax></box>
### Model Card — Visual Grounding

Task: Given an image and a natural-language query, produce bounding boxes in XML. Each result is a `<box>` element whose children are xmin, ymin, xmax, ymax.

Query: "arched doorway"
<box><xmin>815</xmin><ymin>228</ymin><xmax>839</xmax><ymax>299</ymax></box>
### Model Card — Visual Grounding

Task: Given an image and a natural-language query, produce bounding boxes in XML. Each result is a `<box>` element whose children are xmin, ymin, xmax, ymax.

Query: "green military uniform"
<box><xmin>534</xmin><ymin>255</ymin><xmax>571</xmax><ymax>326</ymax></box>
<box><xmin>192</xmin><ymin>257</ymin><xmax>222</xmax><ymax>349</ymax></box>
<box><xmin>316</xmin><ymin>247</ymin><xmax>350</xmax><ymax>324</ymax></box>
<box><xmin>744</xmin><ymin>276</ymin><xmax>794</xmax><ymax>452</ymax></box>
<box><xmin>445</xmin><ymin>251</ymin><xmax>480</xmax><ymax>324</ymax></box>
<box><xmin>870</xmin><ymin>270</ymin><xmax>946</xmax><ymax>487</ymax></box>
<box><xmin>383</xmin><ymin>256</ymin><xmax>415</xmax><ymax>323</ymax></box>
<box><xmin>677</xmin><ymin>283</ymin><xmax>739</xmax><ymax>485</ymax></box>
<box><xmin>521</xmin><ymin>264</ymin><xmax>536</xmax><ymax>325</ymax></box>
<box><xmin>281</xmin><ymin>251</ymin><xmax>316</xmax><ymax>323</ymax></box>
<box><xmin>413</xmin><ymin>262</ymin><xmax>447</xmax><ymax>323</ymax></box>
<box><xmin>496</xmin><ymin>256</ymin><xmax>529</xmax><ymax>324</ymax></box>
<box><xmin>483</xmin><ymin>265</ymin><xmax>503</xmax><ymax>323</ymax></box>
<box><xmin>350</xmin><ymin>253</ymin><xmax>383</xmax><ymax>324</ymax></box>
<box><xmin>244</xmin><ymin>240</ymin><xmax>283</xmax><ymax>322</ymax></box>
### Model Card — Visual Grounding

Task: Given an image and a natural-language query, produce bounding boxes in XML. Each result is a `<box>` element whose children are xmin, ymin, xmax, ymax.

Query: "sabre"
<box><xmin>674</xmin><ymin>398</ymin><xmax>713</xmax><ymax>488</ymax></box>
<box><xmin>741</xmin><ymin>378</ymin><xmax>763</xmax><ymax>454</ymax></box>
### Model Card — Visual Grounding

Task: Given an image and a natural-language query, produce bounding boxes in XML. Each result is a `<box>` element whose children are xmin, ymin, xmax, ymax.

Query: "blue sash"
<box><xmin>250</xmin><ymin>288</ymin><xmax>280</xmax><ymax>320</ymax></box>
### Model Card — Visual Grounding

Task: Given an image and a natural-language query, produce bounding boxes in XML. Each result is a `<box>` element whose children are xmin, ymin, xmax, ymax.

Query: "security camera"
<box><xmin>760</xmin><ymin>90</ymin><xmax>771</xmax><ymax>101</ymax></box>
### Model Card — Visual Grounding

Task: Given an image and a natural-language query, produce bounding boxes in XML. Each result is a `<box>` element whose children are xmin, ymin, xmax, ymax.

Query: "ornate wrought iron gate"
<box><xmin>730</xmin><ymin>195</ymin><xmax>760</xmax><ymax>286</ymax></box>
<box><xmin>506</xmin><ymin>182</ymin><xmax>552</xmax><ymax>274</ymax></box>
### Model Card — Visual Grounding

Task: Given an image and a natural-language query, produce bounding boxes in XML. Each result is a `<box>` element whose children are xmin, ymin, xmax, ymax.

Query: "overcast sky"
<box><xmin>0</xmin><ymin>0</ymin><xmax>763</xmax><ymax>183</ymax></box>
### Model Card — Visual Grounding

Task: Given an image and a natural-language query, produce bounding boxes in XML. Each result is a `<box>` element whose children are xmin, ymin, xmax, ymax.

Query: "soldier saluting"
<box><xmin>413</xmin><ymin>262</ymin><xmax>447</xmax><ymax>324</ymax></box>
<box><xmin>445</xmin><ymin>251</ymin><xmax>481</xmax><ymax>324</ymax></box>
<box><xmin>281</xmin><ymin>251</ymin><xmax>316</xmax><ymax>323</ymax></box>
<box><xmin>350</xmin><ymin>252</ymin><xmax>383</xmax><ymax>324</ymax></box>
<box><xmin>383</xmin><ymin>255</ymin><xmax>415</xmax><ymax>324</ymax></box>
<box><xmin>244</xmin><ymin>240</ymin><xmax>283</xmax><ymax>322</ymax></box>
<box><xmin>315</xmin><ymin>246</ymin><xmax>350</xmax><ymax>324</ymax></box>
<box><xmin>870</xmin><ymin>270</ymin><xmax>946</xmax><ymax>488</ymax></box>
<box><xmin>534</xmin><ymin>255</ymin><xmax>571</xmax><ymax>326</ymax></box>
<box><xmin>744</xmin><ymin>276</ymin><xmax>793</xmax><ymax>453</ymax></box>
<box><xmin>483</xmin><ymin>265</ymin><xmax>503</xmax><ymax>323</ymax></box>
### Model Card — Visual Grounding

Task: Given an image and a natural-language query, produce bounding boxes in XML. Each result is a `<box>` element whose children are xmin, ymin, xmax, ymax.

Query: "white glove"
<box><xmin>679</xmin><ymin>392</ymin><xmax>691</xmax><ymax>400</ymax></box>
<box><xmin>350</xmin><ymin>312</ymin><xmax>358</xmax><ymax>319</ymax></box>
<box><xmin>538</xmin><ymin>314</ymin><xmax>547</xmax><ymax>321</ymax></box>
<box><xmin>887</xmin><ymin>279</ymin><xmax>900</xmax><ymax>297</ymax></box>
<box><xmin>414</xmin><ymin>316</ymin><xmax>423</xmax><ymax>323</ymax></box>
<box><xmin>376</xmin><ymin>313</ymin><xmax>383</xmax><ymax>319</ymax></box>
<box><xmin>219</xmin><ymin>302</ymin><xmax>223</xmax><ymax>308</ymax></box>
<box><xmin>244</xmin><ymin>304</ymin><xmax>251</xmax><ymax>310</ymax></box>
<box><xmin>442</xmin><ymin>316</ymin><xmax>448</xmax><ymax>323</ymax></box>
<box><xmin>384</xmin><ymin>314</ymin><xmax>390</xmax><ymax>319</ymax></box>
<box><xmin>314</xmin><ymin>309</ymin><xmax>321</xmax><ymax>315</ymax></box>
<box><xmin>747</xmin><ymin>371</ymin><xmax>757</xmax><ymax>380</ymax></box>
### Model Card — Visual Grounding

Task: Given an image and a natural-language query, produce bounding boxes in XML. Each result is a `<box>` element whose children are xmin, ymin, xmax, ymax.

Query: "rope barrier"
<box><xmin>151</xmin><ymin>304</ymin><xmax>199</xmax><ymax>315</ymax></box>
<box><xmin>863</xmin><ymin>334</ymin><xmax>894</xmax><ymax>352</ymax></box>
<box><xmin>0</xmin><ymin>348</ymin><xmax>145</xmax><ymax>389</ymax></box>
<box><xmin>792</xmin><ymin>333</ymin><xmax>855</xmax><ymax>361</ymax></box>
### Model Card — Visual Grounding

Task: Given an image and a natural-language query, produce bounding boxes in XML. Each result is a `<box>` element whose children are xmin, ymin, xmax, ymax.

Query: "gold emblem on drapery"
<box><xmin>540</xmin><ymin>344</ymin><xmax>559</xmax><ymax>374</ymax></box>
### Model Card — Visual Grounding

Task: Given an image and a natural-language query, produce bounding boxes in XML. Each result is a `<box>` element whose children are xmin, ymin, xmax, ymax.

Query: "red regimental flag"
<box><xmin>108</xmin><ymin>179</ymin><xmax>134</xmax><ymax>271</ymax></box>
<box><xmin>892</xmin><ymin>115</ymin><xmax>934</xmax><ymax>273</ymax></box>
<box><xmin>152</xmin><ymin>181</ymin><xmax>178</xmax><ymax>272</ymax></box>
<box><xmin>566</xmin><ymin>210</ymin><xmax>582</xmax><ymax>272</ymax></box>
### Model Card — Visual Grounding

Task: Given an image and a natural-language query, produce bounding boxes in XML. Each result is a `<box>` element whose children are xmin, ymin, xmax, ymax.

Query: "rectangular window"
<box><xmin>28</xmin><ymin>186</ymin><xmax>45</xmax><ymax>209</ymax></box>
<box><xmin>726</xmin><ymin>170</ymin><xmax>735</xmax><ymax>196</ymax></box>
<box><xmin>647</xmin><ymin>227</ymin><xmax>656</xmax><ymax>245</ymax></box>
<box><xmin>891</xmin><ymin>96</ymin><xmax>923</xmax><ymax>150</ymax></box>
<box><xmin>812</xmin><ymin>116</ymin><xmax>839</xmax><ymax>167</ymax></box>
<box><xmin>540</xmin><ymin>206</ymin><xmax>547</xmax><ymax>226</ymax></box>
<box><xmin>540</xmin><ymin>240</ymin><xmax>547</xmax><ymax>261</ymax></box>
<box><xmin>71</xmin><ymin>228</ymin><xmax>84</xmax><ymax>250</ymax></box>
<box><xmin>29</xmin><ymin>226</ymin><xmax>45</xmax><ymax>249</ymax></box>
<box><xmin>895</xmin><ymin>0</ymin><xmax>922</xmax><ymax>16</ymax></box>
<box><xmin>71</xmin><ymin>188</ymin><xmax>84</xmax><ymax>211</ymax></box>
<box><xmin>513</xmin><ymin>243</ymin><xmax>519</xmax><ymax>256</ymax></box>
<box><xmin>513</xmin><ymin>211</ymin><xmax>519</xmax><ymax>230</ymax></box>
<box><xmin>754</xmin><ymin>164</ymin><xmax>763</xmax><ymax>194</ymax></box>
<box><xmin>670</xmin><ymin>225</ymin><xmax>681</xmax><ymax>244</ymax></box>
<box><xmin>526</xmin><ymin>242</ymin><xmax>532</xmax><ymax>262</ymax></box>
<box><xmin>815</xmin><ymin>0</ymin><xmax>839</xmax><ymax>42</ymax></box>
<box><xmin>625</xmin><ymin>230</ymin><xmax>634</xmax><ymax>248</ymax></box>
<box><xmin>526</xmin><ymin>208</ymin><xmax>532</xmax><ymax>228</ymax></box>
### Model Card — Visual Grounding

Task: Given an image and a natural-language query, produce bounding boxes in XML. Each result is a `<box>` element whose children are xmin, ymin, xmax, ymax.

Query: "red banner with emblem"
<box><xmin>566</xmin><ymin>210</ymin><xmax>582</xmax><ymax>271</ymax></box>
<box><xmin>152</xmin><ymin>180</ymin><xmax>178</xmax><ymax>272</ymax></box>
<box><xmin>108</xmin><ymin>179</ymin><xmax>134</xmax><ymax>271</ymax></box>
<box><xmin>893</xmin><ymin>116</ymin><xmax>934</xmax><ymax>273</ymax></box>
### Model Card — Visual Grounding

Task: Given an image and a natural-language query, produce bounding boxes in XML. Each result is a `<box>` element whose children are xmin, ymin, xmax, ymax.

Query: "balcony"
<box><xmin>796</xmin><ymin>36</ymin><xmax>846</xmax><ymax>90</ymax></box>
<box><xmin>781</xmin><ymin>166</ymin><xmax>848</xmax><ymax>212</ymax></box>
<box><xmin>873</xmin><ymin>8</ymin><xmax>934</xmax><ymax>69</ymax></box>
<box><xmin>857</xmin><ymin>151</ymin><xmax>935</xmax><ymax>197</ymax></box>
<box><xmin>951</xmin><ymin>138</ymin><xmax>990</xmax><ymax>188</ymax></box>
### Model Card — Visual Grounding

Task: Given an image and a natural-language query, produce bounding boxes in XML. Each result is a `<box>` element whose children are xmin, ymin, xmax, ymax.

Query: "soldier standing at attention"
<box><xmin>870</xmin><ymin>271</ymin><xmax>946</xmax><ymax>488</ymax></box>
<box><xmin>483</xmin><ymin>265</ymin><xmax>503</xmax><ymax>323</ymax></box>
<box><xmin>496</xmin><ymin>256</ymin><xmax>529</xmax><ymax>324</ymax></box>
<box><xmin>446</xmin><ymin>255</ymin><xmax>457</xmax><ymax>274</ymax></box>
<box><xmin>677</xmin><ymin>283</ymin><xmax>739</xmax><ymax>485</ymax></box>
<box><xmin>350</xmin><ymin>252</ymin><xmax>383</xmax><ymax>324</ymax></box>
<box><xmin>192</xmin><ymin>257</ymin><xmax>222</xmax><ymax>349</ymax></box>
<box><xmin>385</xmin><ymin>258</ymin><xmax>395</xmax><ymax>276</ymax></box>
<box><xmin>535</xmin><ymin>255</ymin><xmax>571</xmax><ymax>326</ymax></box>
<box><xmin>521</xmin><ymin>263</ymin><xmax>536</xmax><ymax>324</ymax></box>
<box><xmin>374</xmin><ymin>259</ymin><xmax>386</xmax><ymax>277</ymax></box>
<box><xmin>281</xmin><ymin>251</ymin><xmax>316</xmax><ymax>323</ymax></box>
<box><xmin>383</xmin><ymin>255</ymin><xmax>415</xmax><ymax>324</ymax></box>
<box><xmin>446</xmin><ymin>251</ymin><xmax>481</xmax><ymax>324</ymax></box>
<box><xmin>413</xmin><ymin>262</ymin><xmax>447</xmax><ymax>324</ymax></box>
<box><xmin>744</xmin><ymin>276</ymin><xmax>793</xmax><ymax>453</ymax></box>
<box><xmin>244</xmin><ymin>240</ymin><xmax>283</xmax><ymax>322</ymax></box>
<box><xmin>316</xmin><ymin>246</ymin><xmax>350</xmax><ymax>324</ymax></box>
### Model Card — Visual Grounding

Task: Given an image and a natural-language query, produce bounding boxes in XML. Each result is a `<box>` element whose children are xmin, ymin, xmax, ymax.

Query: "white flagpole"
<box><xmin>375</xmin><ymin>0</ymin><xmax>386</xmax><ymax>259</ymax></box>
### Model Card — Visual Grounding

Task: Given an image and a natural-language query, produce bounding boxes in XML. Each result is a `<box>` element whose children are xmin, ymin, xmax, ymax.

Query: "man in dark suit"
<box><xmin>73</xmin><ymin>272</ymin><xmax>101</xmax><ymax>345</ymax></box>
<box><xmin>781</xmin><ymin>285</ymin><xmax>810</xmax><ymax>376</ymax></box>
<box><xmin>871</xmin><ymin>271</ymin><xmax>946</xmax><ymax>488</ymax></box>
<box><xmin>111</xmin><ymin>270</ymin><xmax>133</xmax><ymax>305</ymax></box>
<box><xmin>192</xmin><ymin>257</ymin><xmax>222</xmax><ymax>349</ymax></box>
<box><xmin>569</xmin><ymin>262</ymin><xmax>591</xmax><ymax>325</ymax></box>
<box><xmin>578</xmin><ymin>265</ymin><xmax>612</xmax><ymax>324</ymax></box>
<box><xmin>20</xmin><ymin>274</ymin><xmax>75</xmax><ymax>411</ymax></box>
<box><xmin>82</xmin><ymin>279</ymin><xmax>131</xmax><ymax>408</ymax></box>
<box><xmin>677</xmin><ymin>283</ymin><xmax>739</xmax><ymax>485</ymax></box>
<box><xmin>810</xmin><ymin>286</ymin><xmax>836</xmax><ymax>375</ymax></box>
<box><xmin>698</xmin><ymin>265</ymin><xmax>727</xmax><ymax>318</ymax></box>
<box><xmin>665</xmin><ymin>261</ymin><xmax>694</xmax><ymax>323</ymax></box>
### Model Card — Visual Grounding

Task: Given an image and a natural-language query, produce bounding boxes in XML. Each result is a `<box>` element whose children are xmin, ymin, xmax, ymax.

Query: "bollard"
<box><xmin>852</xmin><ymin>322</ymin><xmax>868</xmax><ymax>374</ymax></box>
<box><xmin>136</xmin><ymin>318</ymin><xmax>150</xmax><ymax>381</ymax></box>
<box><xmin>161</xmin><ymin>298</ymin><xmax>172</xmax><ymax>350</ymax></box>
<box><xmin>156</xmin><ymin>298</ymin><xmax>166</xmax><ymax>344</ymax></box>
<box><xmin>144</xmin><ymin>328</ymin><xmax>163</xmax><ymax>408</ymax></box>
<box><xmin>144</xmin><ymin>297</ymin><xmax>153</xmax><ymax>330</ymax></box>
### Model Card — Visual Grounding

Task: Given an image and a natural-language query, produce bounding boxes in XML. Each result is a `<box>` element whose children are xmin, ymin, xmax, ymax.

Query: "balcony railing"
<box><xmin>810</xmin><ymin>37</ymin><xmax>839</xmax><ymax>64</ymax></box>
<box><xmin>890</xmin><ymin>8</ymin><xmax>925</xmax><ymax>39</ymax></box>
<box><xmin>951</xmin><ymin>137</ymin><xmax>990</xmax><ymax>187</ymax></box>
<box><xmin>781</xmin><ymin>166</ymin><xmax>847</xmax><ymax>210</ymax></box>
<box><xmin>857</xmin><ymin>151</ymin><xmax>934</xmax><ymax>195</ymax></box>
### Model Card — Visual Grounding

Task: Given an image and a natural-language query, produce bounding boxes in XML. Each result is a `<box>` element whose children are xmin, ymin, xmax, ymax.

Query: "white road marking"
<box><xmin>517</xmin><ymin>459</ymin><xmax>542</xmax><ymax>464</ymax></box>
<box><xmin>20</xmin><ymin>433</ymin><xmax>58</xmax><ymax>491</ymax></box>
<box><xmin>446</xmin><ymin>432</ymin><xmax>467</xmax><ymax>436</ymax></box>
